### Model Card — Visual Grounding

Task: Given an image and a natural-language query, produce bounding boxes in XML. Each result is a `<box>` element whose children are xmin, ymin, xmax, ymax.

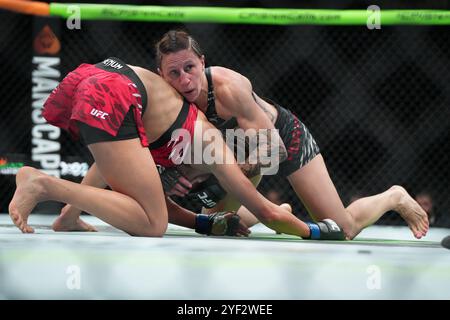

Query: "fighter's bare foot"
<box><xmin>391</xmin><ymin>185</ymin><xmax>429</xmax><ymax>239</ymax></box>
<box><xmin>8</xmin><ymin>166</ymin><xmax>48</xmax><ymax>233</ymax></box>
<box><xmin>52</xmin><ymin>217</ymin><xmax>97</xmax><ymax>232</ymax></box>
<box><xmin>52</xmin><ymin>208</ymin><xmax>97</xmax><ymax>232</ymax></box>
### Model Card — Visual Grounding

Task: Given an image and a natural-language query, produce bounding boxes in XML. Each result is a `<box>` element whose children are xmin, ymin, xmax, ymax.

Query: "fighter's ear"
<box><xmin>201</xmin><ymin>55</ymin><xmax>206</xmax><ymax>70</ymax></box>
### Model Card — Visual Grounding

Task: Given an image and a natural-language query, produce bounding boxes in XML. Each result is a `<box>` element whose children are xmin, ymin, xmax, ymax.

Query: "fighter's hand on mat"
<box><xmin>195</xmin><ymin>211</ymin><xmax>250</xmax><ymax>237</ymax></box>
<box><xmin>306</xmin><ymin>219</ymin><xmax>345</xmax><ymax>240</ymax></box>
<box><xmin>215</xmin><ymin>212</ymin><xmax>251</xmax><ymax>237</ymax></box>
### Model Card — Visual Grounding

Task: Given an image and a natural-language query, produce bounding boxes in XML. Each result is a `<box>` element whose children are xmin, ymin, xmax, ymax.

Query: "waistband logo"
<box><xmin>102</xmin><ymin>59</ymin><xmax>123</xmax><ymax>69</ymax></box>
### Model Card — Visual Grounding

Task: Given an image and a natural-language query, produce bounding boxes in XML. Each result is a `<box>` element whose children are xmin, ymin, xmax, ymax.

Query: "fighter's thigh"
<box><xmin>287</xmin><ymin>154</ymin><xmax>350</xmax><ymax>224</ymax></box>
<box><xmin>88</xmin><ymin>138</ymin><xmax>167</xmax><ymax>217</ymax></box>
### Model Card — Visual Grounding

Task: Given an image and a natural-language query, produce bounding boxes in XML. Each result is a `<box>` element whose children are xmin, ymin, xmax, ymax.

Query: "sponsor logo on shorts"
<box><xmin>90</xmin><ymin>108</ymin><xmax>109</xmax><ymax>119</ymax></box>
<box><xmin>102</xmin><ymin>59</ymin><xmax>123</xmax><ymax>69</ymax></box>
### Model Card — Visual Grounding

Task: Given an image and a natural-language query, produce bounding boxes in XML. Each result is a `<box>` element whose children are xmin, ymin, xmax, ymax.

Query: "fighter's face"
<box><xmin>159</xmin><ymin>49</ymin><xmax>205</xmax><ymax>103</ymax></box>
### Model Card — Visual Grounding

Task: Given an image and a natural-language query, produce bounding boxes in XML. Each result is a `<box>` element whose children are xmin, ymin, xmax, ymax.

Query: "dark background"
<box><xmin>0</xmin><ymin>0</ymin><xmax>449</xmax><ymax>227</ymax></box>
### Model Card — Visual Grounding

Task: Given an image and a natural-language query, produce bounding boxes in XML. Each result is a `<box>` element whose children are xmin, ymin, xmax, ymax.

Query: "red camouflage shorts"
<box><xmin>42</xmin><ymin>62</ymin><xmax>148</xmax><ymax>147</ymax></box>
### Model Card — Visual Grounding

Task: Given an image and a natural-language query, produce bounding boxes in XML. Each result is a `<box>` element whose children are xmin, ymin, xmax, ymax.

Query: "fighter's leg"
<box><xmin>287</xmin><ymin>154</ymin><xmax>428</xmax><ymax>239</ymax></box>
<box><xmin>52</xmin><ymin>162</ymin><xmax>105</xmax><ymax>232</ymax></box>
<box><xmin>9</xmin><ymin>138</ymin><xmax>168</xmax><ymax>236</ymax></box>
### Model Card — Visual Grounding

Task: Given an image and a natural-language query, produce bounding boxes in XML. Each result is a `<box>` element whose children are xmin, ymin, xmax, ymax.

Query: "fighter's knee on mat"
<box><xmin>130</xmin><ymin>220</ymin><xmax>168</xmax><ymax>237</ymax></box>
<box><xmin>339</xmin><ymin>215</ymin><xmax>360</xmax><ymax>240</ymax></box>
<box><xmin>343</xmin><ymin>228</ymin><xmax>358</xmax><ymax>240</ymax></box>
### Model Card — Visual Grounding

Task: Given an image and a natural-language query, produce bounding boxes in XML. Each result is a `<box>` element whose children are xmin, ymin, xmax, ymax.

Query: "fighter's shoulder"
<box><xmin>211</xmin><ymin>66</ymin><xmax>248</xmax><ymax>85</ymax></box>
<box><xmin>212</xmin><ymin>67</ymin><xmax>251</xmax><ymax>102</ymax></box>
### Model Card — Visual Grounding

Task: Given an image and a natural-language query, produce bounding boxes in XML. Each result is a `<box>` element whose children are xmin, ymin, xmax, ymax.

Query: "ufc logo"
<box><xmin>198</xmin><ymin>192</ymin><xmax>216</xmax><ymax>208</ymax></box>
<box><xmin>90</xmin><ymin>108</ymin><xmax>109</xmax><ymax>119</ymax></box>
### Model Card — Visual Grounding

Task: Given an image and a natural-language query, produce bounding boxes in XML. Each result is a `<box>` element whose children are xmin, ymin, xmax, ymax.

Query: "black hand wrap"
<box><xmin>187</xmin><ymin>176</ymin><xmax>227</xmax><ymax>208</ymax></box>
<box><xmin>195</xmin><ymin>212</ymin><xmax>241</xmax><ymax>236</ymax></box>
<box><xmin>159</xmin><ymin>167</ymin><xmax>183</xmax><ymax>193</ymax></box>
<box><xmin>306</xmin><ymin>219</ymin><xmax>345</xmax><ymax>240</ymax></box>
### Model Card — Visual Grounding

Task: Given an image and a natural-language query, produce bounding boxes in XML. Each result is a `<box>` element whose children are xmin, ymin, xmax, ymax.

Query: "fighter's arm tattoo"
<box><xmin>239</xmin><ymin>161</ymin><xmax>262</xmax><ymax>178</ymax></box>
<box><xmin>244</xmin><ymin>93</ymin><xmax>288</xmax><ymax>171</ymax></box>
<box><xmin>252</xmin><ymin>92</ymin><xmax>276</xmax><ymax>123</ymax></box>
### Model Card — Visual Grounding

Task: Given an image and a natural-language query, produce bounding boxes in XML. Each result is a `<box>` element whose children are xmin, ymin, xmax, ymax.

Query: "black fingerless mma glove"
<box><xmin>195</xmin><ymin>212</ymin><xmax>241</xmax><ymax>236</ymax></box>
<box><xmin>306</xmin><ymin>219</ymin><xmax>345</xmax><ymax>240</ymax></box>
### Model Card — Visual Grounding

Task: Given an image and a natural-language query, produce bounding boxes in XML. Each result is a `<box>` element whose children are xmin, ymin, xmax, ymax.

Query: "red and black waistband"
<box><xmin>94</xmin><ymin>57</ymin><xmax>148</xmax><ymax>113</ymax></box>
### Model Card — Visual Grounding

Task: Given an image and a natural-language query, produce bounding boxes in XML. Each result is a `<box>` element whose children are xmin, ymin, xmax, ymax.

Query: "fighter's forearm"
<box><xmin>166</xmin><ymin>196</ymin><xmax>196</xmax><ymax>229</ymax></box>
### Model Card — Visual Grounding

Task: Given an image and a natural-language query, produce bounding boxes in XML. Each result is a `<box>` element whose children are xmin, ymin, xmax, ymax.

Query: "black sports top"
<box><xmin>204</xmin><ymin>67</ymin><xmax>238</xmax><ymax>132</ymax></box>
